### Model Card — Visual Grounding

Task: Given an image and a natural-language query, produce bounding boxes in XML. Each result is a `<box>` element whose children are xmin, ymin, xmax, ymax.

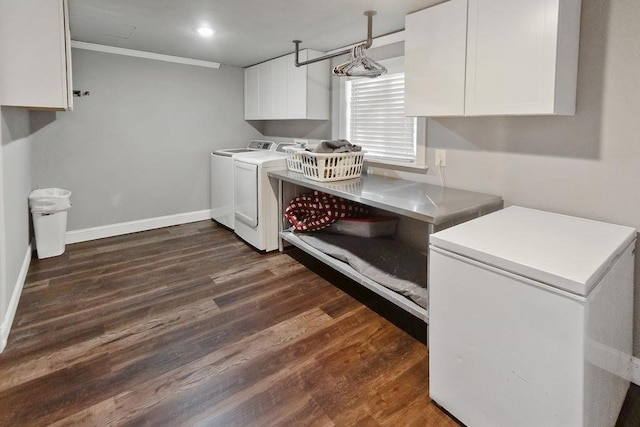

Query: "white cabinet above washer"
<box><xmin>405</xmin><ymin>0</ymin><xmax>581</xmax><ymax>117</ymax></box>
<box><xmin>244</xmin><ymin>49</ymin><xmax>330</xmax><ymax>120</ymax></box>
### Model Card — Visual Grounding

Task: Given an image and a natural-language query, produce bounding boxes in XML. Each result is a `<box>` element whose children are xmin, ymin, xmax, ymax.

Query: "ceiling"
<box><xmin>68</xmin><ymin>0</ymin><xmax>442</xmax><ymax>68</ymax></box>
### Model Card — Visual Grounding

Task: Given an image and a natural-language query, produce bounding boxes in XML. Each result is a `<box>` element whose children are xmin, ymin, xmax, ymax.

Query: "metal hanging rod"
<box><xmin>293</xmin><ymin>10</ymin><xmax>377</xmax><ymax>67</ymax></box>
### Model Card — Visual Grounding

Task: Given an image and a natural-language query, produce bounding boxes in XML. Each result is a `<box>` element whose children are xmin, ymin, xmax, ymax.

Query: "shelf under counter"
<box><xmin>280</xmin><ymin>230</ymin><xmax>429</xmax><ymax>322</ymax></box>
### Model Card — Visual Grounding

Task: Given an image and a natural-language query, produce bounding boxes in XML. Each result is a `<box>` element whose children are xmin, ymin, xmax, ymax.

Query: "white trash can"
<box><xmin>28</xmin><ymin>188</ymin><xmax>72</xmax><ymax>259</ymax></box>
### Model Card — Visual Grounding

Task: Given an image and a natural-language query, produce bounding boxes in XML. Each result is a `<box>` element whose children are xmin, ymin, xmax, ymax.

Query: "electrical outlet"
<box><xmin>435</xmin><ymin>149</ymin><xmax>447</xmax><ymax>167</ymax></box>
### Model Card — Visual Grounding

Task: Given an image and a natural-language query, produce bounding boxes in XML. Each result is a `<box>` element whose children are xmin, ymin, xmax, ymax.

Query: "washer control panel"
<box><xmin>248</xmin><ymin>140</ymin><xmax>274</xmax><ymax>150</ymax></box>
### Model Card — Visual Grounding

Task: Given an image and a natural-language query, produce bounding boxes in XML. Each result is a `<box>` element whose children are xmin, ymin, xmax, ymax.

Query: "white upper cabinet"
<box><xmin>244</xmin><ymin>66</ymin><xmax>261</xmax><ymax>119</ymax></box>
<box><xmin>465</xmin><ymin>0</ymin><xmax>581</xmax><ymax>115</ymax></box>
<box><xmin>0</xmin><ymin>0</ymin><xmax>73</xmax><ymax>111</ymax></box>
<box><xmin>271</xmin><ymin>55</ymin><xmax>289</xmax><ymax>119</ymax></box>
<box><xmin>405</xmin><ymin>0</ymin><xmax>581</xmax><ymax>117</ymax></box>
<box><xmin>244</xmin><ymin>50</ymin><xmax>330</xmax><ymax>120</ymax></box>
<box><xmin>405</xmin><ymin>0</ymin><xmax>468</xmax><ymax>116</ymax></box>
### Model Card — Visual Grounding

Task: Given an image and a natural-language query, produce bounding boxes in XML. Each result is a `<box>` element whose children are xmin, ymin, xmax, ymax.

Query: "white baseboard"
<box><xmin>632</xmin><ymin>356</ymin><xmax>640</xmax><ymax>386</ymax></box>
<box><xmin>66</xmin><ymin>210</ymin><xmax>212</xmax><ymax>244</ymax></box>
<box><xmin>0</xmin><ymin>244</ymin><xmax>32</xmax><ymax>352</ymax></box>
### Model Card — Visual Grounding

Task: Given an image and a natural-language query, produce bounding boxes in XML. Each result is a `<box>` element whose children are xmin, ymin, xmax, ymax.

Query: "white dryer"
<box><xmin>210</xmin><ymin>140</ymin><xmax>274</xmax><ymax>229</ymax></box>
<box><xmin>232</xmin><ymin>144</ymin><xmax>291</xmax><ymax>251</ymax></box>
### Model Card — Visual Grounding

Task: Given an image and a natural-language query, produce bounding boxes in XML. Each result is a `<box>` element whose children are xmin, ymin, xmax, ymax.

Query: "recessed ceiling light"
<box><xmin>196</xmin><ymin>27</ymin><xmax>214</xmax><ymax>37</ymax></box>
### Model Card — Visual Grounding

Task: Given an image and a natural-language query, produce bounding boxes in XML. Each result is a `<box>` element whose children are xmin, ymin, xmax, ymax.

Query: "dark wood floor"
<box><xmin>0</xmin><ymin>220</ymin><xmax>638</xmax><ymax>426</ymax></box>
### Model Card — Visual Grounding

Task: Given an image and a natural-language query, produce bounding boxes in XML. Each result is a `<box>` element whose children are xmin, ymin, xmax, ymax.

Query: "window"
<box><xmin>341</xmin><ymin>57</ymin><xmax>424</xmax><ymax>166</ymax></box>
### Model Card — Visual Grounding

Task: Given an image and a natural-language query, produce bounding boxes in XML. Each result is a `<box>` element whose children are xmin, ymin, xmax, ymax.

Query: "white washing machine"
<box><xmin>210</xmin><ymin>140</ymin><xmax>274</xmax><ymax>229</ymax></box>
<box><xmin>232</xmin><ymin>143</ymin><xmax>291</xmax><ymax>251</ymax></box>
<box><xmin>428</xmin><ymin>206</ymin><xmax>636</xmax><ymax>427</ymax></box>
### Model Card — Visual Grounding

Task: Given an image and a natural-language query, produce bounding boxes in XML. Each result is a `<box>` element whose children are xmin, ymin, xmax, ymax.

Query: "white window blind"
<box><xmin>346</xmin><ymin>71</ymin><xmax>417</xmax><ymax>163</ymax></box>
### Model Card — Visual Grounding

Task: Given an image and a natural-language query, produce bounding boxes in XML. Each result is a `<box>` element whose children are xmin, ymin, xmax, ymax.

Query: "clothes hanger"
<box><xmin>333</xmin><ymin>43</ymin><xmax>387</xmax><ymax>78</ymax></box>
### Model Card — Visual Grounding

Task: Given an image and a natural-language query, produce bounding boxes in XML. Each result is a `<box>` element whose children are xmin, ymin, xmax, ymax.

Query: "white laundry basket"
<box><xmin>300</xmin><ymin>151</ymin><xmax>364</xmax><ymax>182</ymax></box>
<box><xmin>283</xmin><ymin>146</ymin><xmax>305</xmax><ymax>173</ymax></box>
<box><xmin>29</xmin><ymin>188</ymin><xmax>72</xmax><ymax>259</ymax></box>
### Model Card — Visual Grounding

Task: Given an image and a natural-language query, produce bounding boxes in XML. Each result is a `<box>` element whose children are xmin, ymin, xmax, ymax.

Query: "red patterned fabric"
<box><xmin>285</xmin><ymin>191</ymin><xmax>369</xmax><ymax>231</ymax></box>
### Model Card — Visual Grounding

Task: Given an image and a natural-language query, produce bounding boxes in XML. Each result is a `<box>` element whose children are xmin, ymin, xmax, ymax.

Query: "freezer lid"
<box><xmin>429</xmin><ymin>206</ymin><xmax>636</xmax><ymax>296</ymax></box>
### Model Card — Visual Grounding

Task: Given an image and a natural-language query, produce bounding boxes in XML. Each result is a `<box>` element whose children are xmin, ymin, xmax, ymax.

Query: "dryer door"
<box><xmin>234</xmin><ymin>161</ymin><xmax>258</xmax><ymax>227</ymax></box>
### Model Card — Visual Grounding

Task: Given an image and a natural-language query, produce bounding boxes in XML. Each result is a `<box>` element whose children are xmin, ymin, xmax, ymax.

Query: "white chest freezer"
<box><xmin>428</xmin><ymin>206</ymin><xmax>636</xmax><ymax>427</ymax></box>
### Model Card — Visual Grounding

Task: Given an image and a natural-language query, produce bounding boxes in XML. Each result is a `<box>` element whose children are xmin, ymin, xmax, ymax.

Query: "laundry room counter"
<box><xmin>268</xmin><ymin>170</ymin><xmax>503</xmax><ymax>228</ymax></box>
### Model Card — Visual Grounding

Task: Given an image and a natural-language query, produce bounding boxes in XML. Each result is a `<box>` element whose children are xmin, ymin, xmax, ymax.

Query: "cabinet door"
<box><xmin>244</xmin><ymin>65</ymin><xmax>261</xmax><ymax>119</ymax></box>
<box><xmin>465</xmin><ymin>0</ymin><xmax>562</xmax><ymax>115</ymax></box>
<box><xmin>258</xmin><ymin>62</ymin><xmax>274</xmax><ymax>119</ymax></box>
<box><xmin>287</xmin><ymin>51</ymin><xmax>308</xmax><ymax>119</ymax></box>
<box><xmin>0</xmin><ymin>0</ymin><xmax>72</xmax><ymax>110</ymax></box>
<box><xmin>404</xmin><ymin>0</ymin><xmax>468</xmax><ymax>117</ymax></box>
<box><xmin>271</xmin><ymin>55</ymin><xmax>289</xmax><ymax>119</ymax></box>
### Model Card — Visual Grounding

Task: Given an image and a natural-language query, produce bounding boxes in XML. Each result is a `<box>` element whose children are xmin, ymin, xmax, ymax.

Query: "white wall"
<box><xmin>30</xmin><ymin>48</ymin><xmax>263</xmax><ymax>231</ymax></box>
<box><xmin>0</xmin><ymin>107</ymin><xmax>32</xmax><ymax>350</ymax></box>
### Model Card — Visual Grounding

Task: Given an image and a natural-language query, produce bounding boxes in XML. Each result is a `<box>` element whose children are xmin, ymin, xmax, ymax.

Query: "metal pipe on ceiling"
<box><xmin>292</xmin><ymin>10</ymin><xmax>377</xmax><ymax>68</ymax></box>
